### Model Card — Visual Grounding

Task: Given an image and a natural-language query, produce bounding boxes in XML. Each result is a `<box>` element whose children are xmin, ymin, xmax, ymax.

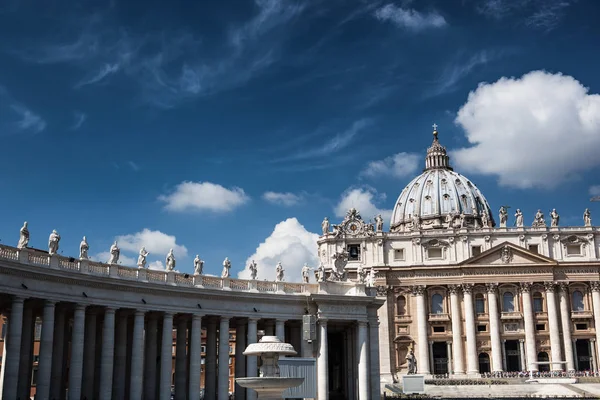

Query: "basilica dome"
<box><xmin>389</xmin><ymin>126</ymin><xmax>495</xmax><ymax>232</ymax></box>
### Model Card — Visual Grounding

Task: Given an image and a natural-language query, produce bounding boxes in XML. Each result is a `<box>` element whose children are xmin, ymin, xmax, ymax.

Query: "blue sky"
<box><xmin>1</xmin><ymin>0</ymin><xmax>599</xmax><ymax>281</ymax></box>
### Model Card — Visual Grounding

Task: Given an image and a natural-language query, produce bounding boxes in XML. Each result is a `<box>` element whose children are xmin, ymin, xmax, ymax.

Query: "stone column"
<box><xmin>449</xmin><ymin>285</ymin><xmax>465</xmax><ymax>374</ymax></box>
<box><xmin>573</xmin><ymin>339</ymin><xmax>579</xmax><ymax>371</ymax></box>
<box><xmin>50</xmin><ymin>305</ymin><xmax>66</xmax><ymax>400</ymax></box>
<box><xmin>17</xmin><ymin>304</ymin><xmax>34</xmax><ymax>400</ymax></box>
<box><xmin>446</xmin><ymin>341</ymin><xmax>453</xmax><ymax>375</ymax></box>
<box><xmin>113</xmin><ymin>312</ymin><xmax>129</xmax><ymax>400</ymax></box>
<box><xmin>246</xmin><ymin>318</ymin><xmax>259</xmax><ymax>400</ymax></box>
<box><xmin>175</xmin><ymin>318</ymin><xmax>188</xmax><ymax>400</ymax></box>
<box><xmin>368</xmin><ymin>314</ymin><xmax>382</xmax><ymax>400</ymax></box>
<box><xmin>558</xmin><ymin>283</ymin><xmax>575</xmax><ymax>371</ymax></box>
<box><xmin>218</xmin><ymin>317</ymin><xmax>231</xmax><ymax>400</ymax></box>
<box><xmin>317</xmin><ymin>319</ymin><xmax>329</xmax><ymax>400</ymax></box>
<box><xmin>159</xmin><ymin>312</ymin><xmax>174</xmax><ymax>400</ymax></box>
<box><xmin>501</xmin><ymin>340</ymin><xmax>507</xmax><ymax>372</ymax></box>
<box><xmin>235</xmin><ymin>321</ymin><xmax>247</xmax><ymax>400</ymax></box>
<box><xmin>487</xmin><ymin>283</ymin><xmax>503</xmax><ymax>372</ymax></box>
<box><xmin>144</xmin><ymin>315</ymin><xmax>158</xmax><ymax>400</ymax></box>
<box><xmin>590</xmin><ymin>339</ymin><xmax>598</xmax><ymax>372</ymax></box>
<box><xmin>519</xmin><ymin>339</ymin><xmax>527</xmax><ymax>371</ymax></box>
<box><xmin>275</xmin><ymin>319</ymin><xmax>286</xmax><ymax>342</ymax></box>
<box><xmin>377</xmin><ymin>289</ymin><xmax>394</xmax><ymax>384</ymax></box>
<box><xmin>205</xmin><ymin>318</ymin><xmax>218</xmax><ymax>400</ymax></box>
<box><xmin>130</xmin><ymin>310</ymin><xmax>146</xmax><ymax>400</ymax></box>
<box><xmin>520</xmin><ymin>283</ymin><xmax>538</xmax><ymax>371</ymax></box>
<box><xmin>99</xmin><ymin>308</ymin><xmax>116</xmax><ymax>400</ymax></box>
<box><xmin>413</xmin><ymin>285</ymin><xmax>431</xmax><ymax>374</ymax></box>
<box><xmin>357</xmin><ymin>321</ymin><xmax>369</xmax><ymax>400</ymax></box>
<box><xmin>428</xmin><ymin>341</ymin><xmax>434</xmax><ymax>374</ymax></box>
<box><xmin>545</xmin><ymin>282</ymin><xmax>563</xmax><ymax>371</ymax></box>
<box><xmin>36</xmin><ymin>300</ymin><xmax>56</xmax><ymax>400</ymax></box>
<box><xmin>68</xmin><ymin>304</ymin><xmax>87</xmax><ymax>400</ymax></box>
<box><xmin>590</xmin><ymin>282</ymin><xmax>600</xmax><ymax>366</ymax></box>
<box><xmin>462</xmin><ymin>284</ymin><xmax>479</xmax><ymax>374</ymax></box>
<box><xmin>188</xmin><ymin>314</ymin><xmax>203</xmax><ymax>400</ymax></box>
<box><xmin>82</xmin><ymin>310</ymin><xmax>98</xmax><ymax>399</ymax></box>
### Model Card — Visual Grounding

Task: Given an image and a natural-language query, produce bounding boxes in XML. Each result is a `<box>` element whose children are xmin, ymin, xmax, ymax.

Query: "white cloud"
<box><xmin>590</xmin><ymin>186</ymin><xmax>600</xmax><ymax>196</ymax></box>
<box><xmin>335</xmin><ymin>187</ymin><xmax>392</xmax><ymax>223</ymax></box>
<box><xmin>262</xmin><ymin>191</ymin><xmax>303</xmax><ymax>206</ymax></box>
<box><xmin>148</xmin><ymin>260</ymin><xmax>165</xmax><ymax>271</ymax></box>
<box><xmin>11</xmin><ymin>104</ymin><xmax>46</xmax><ymax>133</ymax></box>
<box><xmin>360</xmin><ymin>152</ymin><xmax>420</xmax><ymax>179</ymax></box>
<box><xmin>92</xmin><ymin>251</ymin><xmax>137</xmax><ymax>267</ymax></box>
<box><xmin>159</xmin><ymin>181</ymin><xmax>250</xmax><ymax>213</ymax></box>
<box><xmin>115</xmin><ymin>228</ymin><xmax>188</xmax><ymax>258</ymax></box>
<box><xmin>451</xmin><ymin>71</ymin><xmax>600</xmax><ymax>189</ymax></box>
<box><xmin>237</xmin><ymin>218</ymin><xmax>319</xmax><ymax>283</ymax></box>
<box><xmin>71</xmin><ymin>111</ymin><xmax>87</xmax><ymax>130</ymax></box>
<box><xmin>374</xmin><ymin>4</ymin><xmax>447</xmax><ymax>31</ymax></box>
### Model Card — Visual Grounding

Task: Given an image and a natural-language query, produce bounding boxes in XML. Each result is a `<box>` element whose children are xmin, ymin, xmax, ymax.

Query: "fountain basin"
<box><xmin>236</xmin><ymin>377</ymin><xmax>304</xmax><ymax>400</ymax></box>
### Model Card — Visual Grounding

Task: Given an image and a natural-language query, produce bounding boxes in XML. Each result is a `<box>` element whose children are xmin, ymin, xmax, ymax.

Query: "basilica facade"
<box><xmin>318</xmin><ymin>126</ymin><xmax>600</xmax><ymax>384</ymax></box>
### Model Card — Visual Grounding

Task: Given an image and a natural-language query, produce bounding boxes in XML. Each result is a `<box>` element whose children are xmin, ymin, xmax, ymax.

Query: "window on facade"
<box><xmin>201</xmin><ymin>358</ymin><xmax>205</xmax><ymax>365</ymax></box>
<box><xmin>572</xmin><ymin>290</ymin><xmax>585</xmax><ymax>312</ymax></box>
<box><xmin>201</xmin><ymin>345</ymin><xmax>206</xmax><ymax>353</ymax></box>
<box><xmin>31</xmin><ymin>367</ymin><xmax>38</xmax><ymax>386</ymax></box>
<box><xmin>472</xmin><ymin>246</ymin><xmax>482</xmax><ymax>256</ymax></box>
<box><xmin>431</xmin><ymin>294</ymin><xmax>444</xmax><ymax>314</ymax></box>
<box><xmin>576</xmin><ymin>323</ymin><xmax>588</xmax><ymax>330</ymax></box>
<box><xmin>528</xmin><ymin>244</ymin><xmax>539</xmax><ymax>254</ymax></box>
<box><xmin>347</xmin><ymin>244</ymin><xmax>361</xmax><ymax>261</ymax></box>
<box><xmin>433</xmin><ymin>326</ymin><xmax>445</xmax><ymax>333</ymax></box>
<box><xmin>397</xmin><ymin>295</ymin><xmax>406</xmax><ymax>316</ymax></box>
<box><xmin>477</xmin><ymin>324</ymin><xmax>487</xmax><ymax>332</ymax></box>
<box><xmin>34</xmin><ymin>320</ymin><xmax>42</xmax><ymax>341</ymax></box>
<box><xmin>502</xmin><ymin>292</ymin><xmax>515</xmax><ymax>312</ymax></box>
<box><xmin>566</xmin><ymin>244</ymin><xmax>581</xmax><ymax>256</ymax></box>
<box><xmin>394</xmin><ymin>249</ymin><xmax>405</xmax><ymax>261</ymax></box>
<box><xmin>475</xmin><ymin>293</ymin><xmax>485</xmax><ymax>314</ymax></box>
<box><xmin>533</xmin><ymin>292</ymin><xmax>543</xmax><ymax>312</ymax></box>
<box><xmin>428</xmin><ymin>248</ymin><xmax>443</xmax><ymax>259</ymax></box>
<box><xmin>535</xmin><ymin>324</ymin><xmax>545</xmax><ymax>331</ymax></box>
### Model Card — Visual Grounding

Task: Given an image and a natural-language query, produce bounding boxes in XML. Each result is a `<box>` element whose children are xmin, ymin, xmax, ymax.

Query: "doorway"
<box><xmin>328</xmin><ymin>331</ymin><xmax>346</xmax><ymax>399</ymax></box>
<box><xmin>478</xmin><ymin>353</ymin><xmax>490</xmax><ymax>373</ymax></box>
<box><xmin>432</xmin><ymin>342</ymin><xmax>449</xmax><ymax>374</ymax></box>
<box><xmin>538</xmin><ymin>352</ymin><xmax>550</xmax><ymax>372</ymax></box>
<box><xmin>504</xmin><ymin>340</ymin><xmax>521</xmax><ymax>371</ymax></box>
<box><xmin>576</xmin><ymin>339</ymin><xmax>591</xmax><ymax>371</ymax></box>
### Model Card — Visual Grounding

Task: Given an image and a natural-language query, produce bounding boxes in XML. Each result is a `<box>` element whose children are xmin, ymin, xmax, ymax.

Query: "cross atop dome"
<box><xmin>432</xmin><ymin>123</ymin><xmax>439</xmax><ymax>140</ymax></box>
<box><xmin>425</xmin><ymin>123</ymin><xmax>451</xmax><ymax>171</ymax></box>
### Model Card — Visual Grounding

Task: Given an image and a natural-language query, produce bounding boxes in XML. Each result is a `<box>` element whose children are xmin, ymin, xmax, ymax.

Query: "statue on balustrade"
<box><xmin>406</xmin><ymin>346</ymin><xmax>417</xmax><ymax>374</ymax></box>
<box><xmin>17</xmin><ymin>221</ymin><xmax>29</xmax><ymax>249</ymax></box>
<box><xmin>108</xmin><ymin>241</ymin><xmax>120</xmax><ymax>264</ymax></box>
<box><xmin>584</xmin><ymin>208</ymin><xmax>592</xmax><ymax>227</ymax></box>
<box><xmin>375</xmin><ymin>214</ymin><xmax>384</xmax><ymax>232</ymax></box>
<box><xmin>356</xmin><ymin>264</ymin><xmax>367</xmax><ymax>284</ymax></box>
<box><xmin>550</xmin><ymin>208</ymin><xmax>560</xmax><ymax>227</ymax></box>
<box><xmin>248</xmin><ymin>260</ymin><xmax>258</xmax><ymax>280</ymax></box>
<box><xmin>301</xmin><ymin>263</ymin><xmax>313</xmax><ymax>283</ymax></box>
<box><xmin>481</xmin><ymin>211</ymin><xmax>489</xmax><ymax>228</ymax></box>
<box><xmin>222</xmin><ymin>257</ymin><xmax>231</xmax><ymax>278</ymax></box>
<box><xmin>48</xmin><ymin>230</ymin><xmax>61</xmax><ymax>255</ymax></box>
<box><xmin>321</xmin><ymin>217</ymin><xmax>330</xmax><ymax>235</ymax></box>
<box><xmin>166</xmin><ymin>249</ymin><xmax>176</xmax><ymax>271</ymax></box>
<box><xmin>514</xmin><ymin>209</ymin><xmax>524</xmax><ymax>227</ymax></box>
<box><xmin>79</xmin><ymin>236</ymin><xmax>89</xmax><ymax>260</ymax></box>
<box><xmin>194</xmin><ymin>255</ymin><xmax>204</xmax><ymax>275</ymax></box>
<box><xmin>316</xmin><ymin>263</ymin><xmax>326</xmax><ymax>282</ymax></box>
<box><xmin>532</xmin><ymin>209</ymin><xmax>546</xmax><ymax>227</ymax></box>
<box><xmin>275</xmin><ymin>262</ymin><xmax>284</xmax><ymax>282</ymax></box>
<box><xmin>499</xmin><ymin>206</ymin><xmax>508</xmax><ymax>228</ymax></box>
<box><xmin>137</xmin><ymin>247</ymin><xmax>149</xmax><ymax>268</ymax></box>
<box><xmin>367</xmin><ymin>267</ymin><xmax>375</xmax><ymax>287</ymax></box>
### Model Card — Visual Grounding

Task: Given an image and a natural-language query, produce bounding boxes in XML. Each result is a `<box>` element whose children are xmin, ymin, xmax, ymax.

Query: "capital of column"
<box><xmin>163</xmin><ymin>311</ymin><xmax>174</xmax><ymax>318</ymax></box>
<box><xmin>411</xmin><ymin>285</ymin><xmax>426</xmax><ymax>296</ymax></box>
<box><xmin>520</xmin><ymin>282</ymin><xmax>532</xmax><ymax>293</ymax></box>
<box><xmin>519</xmin><ymin>339</ymin><xmax>525</xmax><ymax>343</ymax></box>
<box><xmin>544</xmin><ymin>281</ymin><xmax>556</xmax><ymax>292</ymax></box>
<box><xmin>12</xmin><ymin>296</ymin><xmax>25</xmax><ymax>304</ymax></box>
<box><xmin>448</xmin><ymin>285</ymin><xmax>461</xmax><ymax>295</ymax></box>
<box><xmin>319</xmin><ymin>318</ymin><xmax>328</xmax><ymax>327</ymax></box>
<box><xmin>44</xmin><ymin>300</ymin><xmax>57</xmax><ymax>306</ymax></box>
<box><xmin>486</xmin><ymin>282</ymin><xmax>498</xmax><ymax>294</ymax></box>
<box><xmin>357</xmin><ymin>320</ymin><xmax>368</xmax><ymax>328</ymax></box>
<box><xmin>220</xmin><ymin>316</ymin><xmax>231</xmax><ymax>322</ymax></box>
<box><xmin>558</xmin><ymin>282</ymin><xmax>570</xmax><ymax>293</ymax></box>
<box><xmin>590</xmin><ymin>281</ymin><xmax>600</xmax><ymax>292</ymax></box>
<box><xmin>446</xmin><ymin>341</ymin><xmax>452</xmax><ymax>345</ymax></box>
<box><xmin>591</xmin><ymin>338</ymin><xmax>596</xmax><ymax>343</ymax></box>
<box><xmin>192</xmin><ymin>313</ymin><xmax>203</xmax><ymax>321</ymax></box>
<box><xmin>134</xmin><ymin>310</ymin><xmax>145</xmax><ymax>317</ymax></box>
<box><xmin>74</xmin><ymin>304</ymin><xmax>87</xmax><ymax>312</ymax></box>
<box><xmin>248</xmin><ymin>317</ymin><xmax>260</xmax><ymax>323</ymax></box>
<box><xmin>461</xmin><ymin>283</ymin><xmax>474</xmax><ymax>294</ymax></box>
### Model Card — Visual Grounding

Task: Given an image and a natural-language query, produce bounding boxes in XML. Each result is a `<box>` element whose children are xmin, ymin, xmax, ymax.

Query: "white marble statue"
<box><xmin>584</xmin><ymin>208</ymin><xmax>592</xmax><ymax>227</ymax></box>
<box><xmin>316</xmin><ymin>263</ymin><xmax>326</xmax><ymax>282</ymax></box>
<box><xmin>356</xmin><ymin>264</ymin><xmax>367</xmax><ymax>284</ymax></box>
<box><xmin>515</xmin><ymin>209</ymin><xmax>524</xmax><ymax>227</ymax></box>
<box><xmin>166</xmin><ymin>249</ymin><xmax>176</xmax><ymax>271</ymax></box>
<box><xmin>48</xmin><ymin>230</ymin><xmax>61</xmax><ymax>255</ymax></box>
<box><xmin>550</xmin><ymin>209</ymin><xmax>560</xmax><ymax>227</ymax></box>
<box><xmin>79</xmin><ymin>236</ymin><xmax>89</xmax><ymax>260</ymax></box>
<box><xmin>375</xmin><ymin>214</ymin><xmax>384</xmax><ymax>232</ymax></box>
<box><xmin>533</xmin><ymin>209</ymin><xmax>546</xmax><ymax>227</ymax></box>
<box><xmin>459</xmin><ymin>212</ymin><xmax>466</xmax><ymax>228</ymax></box>
<box><xmin>367</xmin><ymin>268</ymin><xmax>375</xmax><ymax>287</ymax></box>
<box><xmin>248</xmin><ymin>260</ymin><xmax>258</xmax><ymax>280</ymax></box>
<box><xmin>499</xmin><ymin>206</ymin><xmax>508</xmax><ymax>228</ymax></box>
<box><xmin>321</xmin><ymin>217</ymin><xmax>330</xmax><ymax>235</ymax></box>
<box><xmin>481</xmin><ymin>212</ymin><xmax>489</xmax><ymax>228</ymax></box>
<box><xmin>17</xmin><ymin>221</ymin><xmax>29</xmax><ymax>249</ymax></box>
<box><xmin>108</xmin><ymin>241</ymin><xmax>120</xmax><ymax>264</ymax></box>
<box><xmin>138</xmin><ymin>247</ymin><xmax>149</xmax><ymax>268</ymax></box>
<box><xmin>194</xmin><ymin>255</ymin><xmax>204</xmax><ymax>275</ymax></box>
<box><xmin>222</xmin><ymin>257</ymin><xmax>231</xmax><ymax>278</ymax></box>
<box><xmin>275</xmin><ymin>262</ymin><xmax>284</xmax><ymax>282</ymax></box>
<box><xmin>301</xmin><ymin>263</ymin><xmax>313</xmax><ymax>283</ymax></box>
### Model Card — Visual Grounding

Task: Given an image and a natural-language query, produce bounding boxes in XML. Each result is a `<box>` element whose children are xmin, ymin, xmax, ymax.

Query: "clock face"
<box><xmin>346</xmin><ymin>221</ymin><xmax>360</xmax><ymax>234</ymax></box>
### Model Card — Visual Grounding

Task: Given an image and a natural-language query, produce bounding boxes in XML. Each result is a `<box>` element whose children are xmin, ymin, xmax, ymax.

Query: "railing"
<box><xmin>59</xmin><ymin>258</ymin><xmax>79</xmax><ymax>271</ymax></box>
<box><xmin>571</xmin><ymin>310</ymin><xmax>593</xmax><ymax>318</ymax></box>
<box><xmin>202</xmin><ymin>276</ymin><xmax>223</xmax><ymax>289</ymax></box>
<box><xmin>429</xmin><ymin>313</ymin><xmax>450</xmax><ymax>321</ymax></box>
<box><xmin>88</xmin><ymin>262</ymin><xmax>109</xmax><ymax>276</ymax></box>
<box><xmin>230</xmin><ymin>279</ymin><xmax>249</xmax><ymax>291</ymax></box>
<box><xmin>28</xmin><ymin>252</ymin><xmax>49</xmax><ymax>266</ymax></box>
<box><xmin>500</xmin><ymin>311</ymin><xmax>523</xmax><ymax>320</ymax></box>
<box><xmin>0</xmin><ymin>247</ymin><xmax>19</xmax><ymax>261</ymax></box>
<box><xmin>257</xmin><ymin>281</ymin><xmax>276</xmax><ymax>292</ymax></box>
<box><xmin>117</xmin><ymin>266</ymin><xmax>138</xmax><ymax>280</ymax></box>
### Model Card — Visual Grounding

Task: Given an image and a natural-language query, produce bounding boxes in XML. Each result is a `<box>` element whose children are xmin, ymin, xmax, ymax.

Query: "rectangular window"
<box><xmin>433</xmin><ymin>326</ymin><xmax>445</xmax><ymax>333</ymax></box>
<box><xmin>33</xmin><ymin>355</ymin><xmax>40</xmax><ymax>363</ymax></box>
<box><xmin>576</xmin><ymin>323</ymin><xmax>588</xmax><ymax>330</ymax></box>
<box><xmin>201</xmin><ymin>345</ymin><xmax>206</xmax><ymax>353</ymax></box>
<box><xmin>472</xmin><ymin>246</ymin><xmax>482</xmax><ymax>256</ymax></box>
<box><xmin>536</xmin><ymin>324</ymin><xmax>545</xmax><ymax>331</ymax></box>
<box><xmin>427</xmin><ymin>248</ymin><xmax>443</xmax><ymax>260</ymax></box>
<box><xmin>477</xmin><ymin>324</ymin><xmax>487</xmax><ymax>332</ymax></box>
<box><xmin>566</xmin><ymin>244</ymin><xmax>581</xmax><ymax>256</ymax></box>
<box><xmin>394</xmin><ymin>249</ymin><xmax>405</xmax><ymax>261</ymax></box>
<box><xmin>34</xmin><ymin>320</ymin><xmax>42</xmax><ymax>341</ymax></box>
<box><xmin>31</xmin><ymin>367</ymin><xmax>38</xmax><ymax>386</ymax></box>
<box><xmin>347</xmin><ymin>244</ymin><xmax>361</xmax><ymax>261</ymax></box>
<box><xmin>528</xmin><ymin>244</ymin><xmax>539</xmax><ymax>254</ymax></box>
<box><xmin>201</xmin><ymin>358</ymin><xmax>205</xmax><ymax>365</ymax></box>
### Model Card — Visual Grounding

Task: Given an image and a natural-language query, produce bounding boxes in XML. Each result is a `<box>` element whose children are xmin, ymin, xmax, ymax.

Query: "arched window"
<box><xmin>397</xmin><ymin>295</ymin><xmax>407</xmax><ymax>316</ymax></box>
<box><xmin>475</xmin><ymin>293</ymin><xmax>485</xmax><ymax>314</ymax></box>
<box><xmin>431</xmin><ymin>294</ymin><xmax>444</xmax><ymax>314</ymax></box>
<box><xmin>572</xmin><ymin>290</ymin><xmax>585</xmax><ymax>312</ymax></box>
<box><xmin>533</xmin><ymin>292</ymin><xmax>543</xmax><ymax>313</ymax></box>
<box><xmin>503</xmin><ymin>292</ymin><xmax>515</xmax><ymax>312</ymax></box>
<box><xmin>478</xmin><ymin>353</ymin><xmax>490</xmax><ymax>373</ymax></box>
<box><xmin>538</xmin><ymin>352</ymin><xmax>550</xmax><ymax>372</ymax></box>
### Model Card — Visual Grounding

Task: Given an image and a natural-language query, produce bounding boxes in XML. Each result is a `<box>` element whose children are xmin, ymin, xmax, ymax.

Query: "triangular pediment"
<box><xmin>461</xmin><ymin>241</ymin><xmax>557</xmax><ymax>266</ymax></box>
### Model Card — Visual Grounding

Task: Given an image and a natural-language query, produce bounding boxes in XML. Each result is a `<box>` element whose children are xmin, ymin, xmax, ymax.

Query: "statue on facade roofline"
<box><xmin>321</xmin><ymin>217</ymin><xmax>330</xmax><ymax>235</ymax></box>
<box><xmin>17</xmin><ymin>221</ymin><xmax>29</xmax><ymax>249</ymax></box>
<box><xmin>48</xmin><ymin>230</ymin><xmax>60</xmax><ymax>255</ymax></box>
<box><xmin>367</xmin><ymin>268</ymin><xmax>375</xmax><ymax>287</ymax></box>
<box><xmin>108</xmin><ymin>241</ymin><xmax>120</xmax><ymax>264</ymax></box>
<box><xmin>532</xmin><ymin>209</ymin><xmax>546</xmax><ymax>227</ymax></box>
<box><xmin>222</xmin><ymin>257</ymin><xmax>231</xmax><ymax>278</ymax></box>
<box><xmin>356</xmin><ymin>264</ymin><xmax>367</xmax><ymax>284</ymax></box>
<box><xmin>138</xmin><ymin>247</ymin><xmax>149</xmax><ymax>268</ymax></box>
<box><xmin>550</xmin><ymin>209</ymin><xmax>560</xmax><ymax>227</ymax></box>
<box><xmin>79</xmin><ymin>236</ymin><xmax>89</xmax><ymax>260</ymax></box>
<box><xmin>481</xmin><ymin>212</ymin><xmax>489</xmax><ymax>228</ymax></box>
<box><xmin>315</xmin><ymin>263</ymin><xmax>326</xmax><ymax>282</ymax></box>
<box><xmin>301</xmin><ymin>263</ymin><xmax>313</xmax><ymax>283</ymax></box>
<box><xmin>194</xmin><ymin>255</ymin><xmax>204</xmax><ymax>275</ymax></box>
<box><xmin>514</xmin><ymin>209</ymin><xmax>524</xmax><ymax>227</ymax></box>
<box><xmin>375</xmin><ymin>214</ymin><xmax>384</xmax><ymax>232</ymax></box>
<box><xmin>499</xmin><ymin>206</ymin><xmax>508</xmax><ymax>227</ymax></box>
<box><xmin>584</xmin><ymin>208</ymin><xmax>592</xmax><ymax>227</ymax></box>
<box><xmin>248</xmin><ymin>259</ymin><xmax>258</xmax><ymax>280</ymax></box>
<box><xmin>275</xmin><ymin>262</ymin><xmax>284</xmax><ymax>282</ymax></box>
<box><xmin>166</xmin><ymin>249</ymin><xmax>176</xmax><ymax>271</ymax></box>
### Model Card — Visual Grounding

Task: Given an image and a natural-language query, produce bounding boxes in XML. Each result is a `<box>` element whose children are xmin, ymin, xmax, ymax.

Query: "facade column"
<box><xmin>68</xmin><ymin>304</ymin><xmax>87</xmax><ymax>400</ymax></box>
<box><xmin>235</xmin><ymin>320</ymin><xmax>247</xmax><ymax>400</ymax></box>
<box><xmin>487</xmin><ymin>283</ymin><xmax>503</xmax><ymax>372</ymax></box>
<box><xmin>520</xmin><ymin>283</ymin><xmax>538</xmax><ymax>371</ymax></box>
<box><xmin>519</xmin><ymin>339</ymin><xmax>527</xmax><ymax>372</ymax></box>
<box><xmin>317</xmin><ymin>319</ymin><xmax>329</xmax><ymax>400</ymax></box>
<box><xmin>17</xmin><ymin>304</ymin><xmax>34</xmax><ymax>400</ymax></box>
<box><xmin>218</xmin><ymin>317</ymin><xmax>231</xmax><ymax>400</ymax></box>
<box><xmin>99</xmin><ymin>308</ymin><xmax>116</xmax><ymax>400</ymax></box>
<box><xmin>159</xmin><ymin>312</ymin><xmax>174</xmax><ymax>400</ymax></box>
<box><xmin>590</xmin><ymin>282</ymin><xmax>600</xmax><ymax>366</ymax></box>
<box><xmin>446</xmin><ymin>341</ymin><xmax>453</xmax><ymax>375</ymax></box>
<box><xmin>572</xmin><ymin>339</ymin><xmax>578</xmax><ymax>371</ymax></box>
<box><xmin>275</xmin><ymin>319</ymin><xmax>286</xmax><ymax>341</ymax></box>
<box><xmin>113</xmin><ymin>311</ymin><xmax>128</xmax><ymax>400</ymax></box>
<box><xmin>36</xmin><ymin>300</ymin><xmax>56</xmax><ymax>400</ymax></box>
<box><xmin>501</xmin><ymin>340</ymin><xmax>508</xmax><ymax>371</ymax></box>
<box><xmin>545</xmin><ymin>282</ymin><xmax>564</xmax><ymax>371</ymax></box>
<box><xmin>368</xmin><ymin>312</ymin><xmax>382</xmax><ymax>400</ymax></box>
<box><xmin>377</xmin><ymin>289</ymin><xmax>394</xmax><ymax>384</ymax></box>
<box><xmin>428</xmin><ymin>341</ymin><xmax>434</xmax><ymax>374</ymax></box>
<box><xmin>130</xmin><ymin>310</ymin><xmax>146</xmax><ymax>400</ymax></box>
<box><xmin>462</xmin><ymin>284</ymin><xmax>479</xmax><ymax>374</ymax></box>
<box><xmin>590</xmin><ymin>339</ymin><xmax>598</xmax><ymax>372</ymax></box>
<box><xmin>413</xmin><ymin>285</ymin><xmax>431</xmax><ymax>374</ymax></box>
<box><xmin>357</xmin><ymin>321</ymin><xmax>369</xmax><ymax>400</ymax></box>
<box><xmin>205</xmin><ymin>318</ymin><xmax>218</xmax><ymax>400</ymax></box>
<box><xmin>449</xmin><ymin>285</ymin><xmax>464</xmax><ymax>374</ymax></box>
<box><xmin>82</xmin><ymin>310</ymin><xmax>98</xmax><ymax>399</ymax></box>
<box><xmin>175</xmin><ymin>318</ymin><xmax>188</xmax><ymax>400</ymax></box>
<box><xmin>188</xmin><ymin>314</ymin><xmax>203</xmax><ymax>400</ymax></box>
<box><xmin>144</xmin><ymin>314</ymin><xmax>158</xmax><ymax>400</ymax></box>
<box><xmin>558</xmin><ymin>283</ymin><xmax>575</xmax><ymax>371</ymax></box>
<box><xmin>50</xmin><ymin>305</ymin><xmax>66</xmax><ymax>400</ymax></box>
<box><xmin>246</xmin><ymin>318</ymin><xmax>259</xmax><ymax>400</ymax></box>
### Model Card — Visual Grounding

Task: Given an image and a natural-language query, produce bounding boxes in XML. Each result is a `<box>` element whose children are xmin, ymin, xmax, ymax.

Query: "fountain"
<box><xmin>236</xmin><ymin>336</ymin><xmax>305</xmax><ymax>400</ymax></box>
